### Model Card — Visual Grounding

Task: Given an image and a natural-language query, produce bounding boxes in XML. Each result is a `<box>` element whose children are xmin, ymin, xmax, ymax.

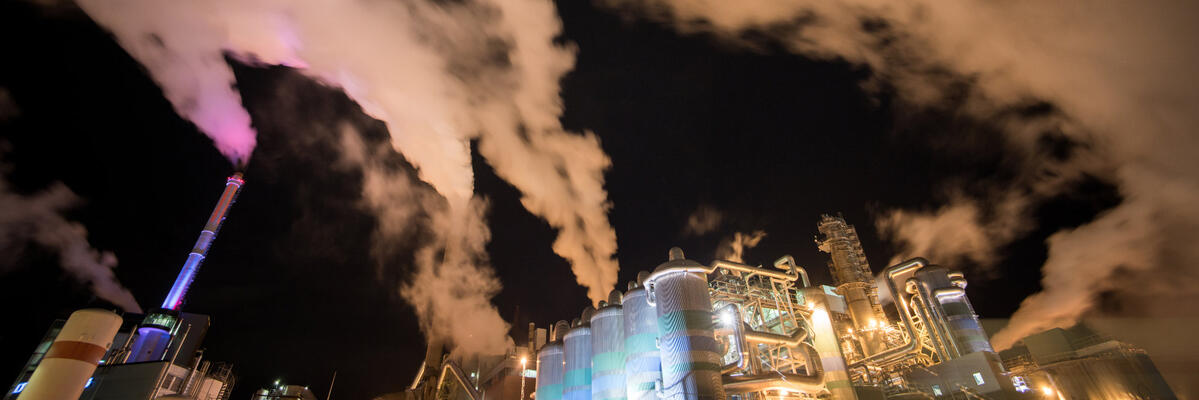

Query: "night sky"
<box><xmin>0</xmin><ymin>1</ymin><xmax>1128</xmax><ymax>399</ymax></box>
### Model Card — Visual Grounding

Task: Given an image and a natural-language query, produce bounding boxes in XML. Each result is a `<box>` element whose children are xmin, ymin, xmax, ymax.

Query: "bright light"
<box><xmin>521</xmin><ymin>357</ymin><xmax>528</xmax><ymax>365</ymax></box>
<box><xmin>847</xmin><ymin>328</ymin><xmax>854</xmax><ymax>334</ymax></box>
<box><xmin>720</xmin><ymin>308</ymin><xmax>736</xmax><ymax>326</ymax></box>
<box><xmin>1041</xmin><ymin>386</ymin><xmax>1054</xmax><ymax>396</ymax></box>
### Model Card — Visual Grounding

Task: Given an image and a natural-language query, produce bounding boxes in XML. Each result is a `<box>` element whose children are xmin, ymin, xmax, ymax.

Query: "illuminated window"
<box><xmin>12</xmin><ymin>382</ymin><xmax>27</xmax><ymax>394</ymax></box>
<box><xmin>973</xmin><ymin>372</ymin><xmax>985</xmax><ymax>385</ymax></box>
<box><xmin>523</xmin><ymin>369</ymin><xmax>537</xmax><ymax>378</ymax></box>
<box><xmin>931</xmin><ymin>385</ymin><xmax>942</xmax><ymax>396</ymax></box>
<box><xmin>1012</xmin><ymin>376</ymin><xmax>1030</xmax><ymax>393</ymax></box>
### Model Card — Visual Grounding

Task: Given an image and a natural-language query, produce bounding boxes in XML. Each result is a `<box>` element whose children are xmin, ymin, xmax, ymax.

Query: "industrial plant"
<box><xmin>6</xmin><ymin>174</ymin><xmax>244</xmax><ymax>400</ymax></box>
<box><xmin>399</xmin><ymin>215</ymin><xmax>1177</xmax><ymax>400</ymax></box>
<box><xmin>3</xmin><ymin>177</ymin><xmax>1176</xmax><ymax>400</ymax></box>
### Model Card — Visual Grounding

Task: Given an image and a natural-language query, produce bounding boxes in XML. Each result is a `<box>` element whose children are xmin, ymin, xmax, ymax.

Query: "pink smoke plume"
<box><xmin>74</xmin><ymin>0</ymin><xmax>620</xmax><ymax>351</ymax></box>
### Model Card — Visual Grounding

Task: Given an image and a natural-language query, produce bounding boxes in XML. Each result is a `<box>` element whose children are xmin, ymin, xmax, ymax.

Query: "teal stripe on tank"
<box><xmin>593</xmin><ymin>352</ymin><xmax>625</xmax><ymax>372</ymax></box>
<box><xmin>625</xmin><ymin>333</ymin><xmax>658</xmax><ymax>353</ymax></box>
<box><xmin>564</xmin><ymin>368</ymin><xmax>592</xmax><ymax>387</ymax></box>
<box><xmin>657</xmin><ymin>310</ymin><xmax>713</xmax><ymax>333</ymax></box>
<box><xmin>538</xmin><ymin>384</ymin><xmax>564</xmax><ymax>400</ymax></box>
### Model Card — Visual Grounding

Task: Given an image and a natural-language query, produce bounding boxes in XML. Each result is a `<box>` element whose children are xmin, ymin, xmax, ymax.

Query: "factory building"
<box><xmin>5</xmin><ymin>174</ymin><xmax>244</xmax><ymax>400</ymax></box>
<box><xmin>401</xmin><ymin>214</ymin><xmax>1175</xmax><ymax>400</ymax></box>
<box><xmin>1000</xmin><ymin>324</ymin><xmax>1175</xmax><ymax>399</ymax></box>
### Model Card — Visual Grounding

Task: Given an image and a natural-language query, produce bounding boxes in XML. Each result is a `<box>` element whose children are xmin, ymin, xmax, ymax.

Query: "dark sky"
<box><xmin>0</xmin><ymin>1</ymin><xmax>1118</xmax><ymax>399</ymax></box>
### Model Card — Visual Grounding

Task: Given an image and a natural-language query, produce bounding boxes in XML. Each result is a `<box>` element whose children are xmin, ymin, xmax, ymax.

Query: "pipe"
<box><xmin>436</xmin><ymin>361</ymin><xmax>482</xmax><ymax>400</ymax></box>
<box><xmin>722</xmin><ymin>373</ymin><xmax>827</xmax><ymax>395</ymax></box>
<box><xmin>644</xmin><ymin>258</ymin><xmax>801</xmax><ymax>288</ymax></box>
<box><xmin>911</xmin><ymin>280</ymin><xmax>959</xmax><ymax>361</ymax></box>
<box><xmin>849</xmin><ymin>257</ymin><xmax>928</xmax><ymax>367</ymax></box>
<box><xmin>772</xmin><ymin>255</ymin><xmax>810</xmax><ymax>287</ymax></box>
<box><xmin>743</xmin><ymin>325</ymin><xmax>808</xmax><ymax>347</ymax></box>
<box><xmin>162</xmin><ymin>173</ymin><xmax>244</xmax><ymax>310</ymax></box>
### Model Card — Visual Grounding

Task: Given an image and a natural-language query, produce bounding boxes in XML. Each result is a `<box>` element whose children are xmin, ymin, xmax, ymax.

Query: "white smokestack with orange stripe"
<box><xmin>19</xmin><ymin>309</ymin><xmax>121</xmax><ymax>400</ymax></box>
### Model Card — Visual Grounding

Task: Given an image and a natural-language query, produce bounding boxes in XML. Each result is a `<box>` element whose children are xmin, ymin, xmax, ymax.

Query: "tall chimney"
<box><xmin>161</xmin><ymin>173</ymin><xmax>244</xmax><ymax>310</ymax></box>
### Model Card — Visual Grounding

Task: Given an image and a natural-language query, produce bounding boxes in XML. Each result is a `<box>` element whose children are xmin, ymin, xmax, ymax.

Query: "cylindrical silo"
<box><xmin>19</xmin><ymin>309</ymin><xmax>122</xmax><ymax>400</ymax></box>
<box><xmin>648</xmin><ymin>248</ymin><xmax>724</xmax><ymax>400</ymax></box>
<box><xmin>623</xmin><ymin>282</ymin><xmax>661</xmax><ymax>400</ymax></box>
<box><xmin>537</xmin><ymin>343</ymin><xmax>566</xmax><ymax>400</ymax></box>
<box><xmin>564</xmin><ymin>319</ymin><xmax>593</xmax><ymax>400</ymax></box>
<box><xmin>591</xmin><ymin>298</ymin><xmax>626</xmax><ymax>400</ymax></box>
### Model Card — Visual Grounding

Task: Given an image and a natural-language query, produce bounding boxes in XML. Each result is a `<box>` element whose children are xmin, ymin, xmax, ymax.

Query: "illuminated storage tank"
<box><xmin>128</xmin><ymin>173</ymin><xmax>244</xmax><ymax>363</ymax></box>
<box><xmin>646</xmin><ymin>248</ymin><xmax>724</xmax><ymax>400</ymax></box>
<box><xmin>18</xmin><ymin>309</ymin><xmax>122</xmax><ymax>400</ymax></box>
<box><xmin>564</xmin><ymin>320</ymin><xmax>593</xmax><ymax>400</ymax></box>
<box><xmin>622</xmin><ymin>281</ymin><xmax>661</xmax><ymax>400</ymax></box>
<box><xmin>537</xmin><ymin>343</ymin><xmax>566</xmax><ymax>400</ymax></box>
<box><xmin>591</xmin><ymin>292</ymin><xmax>626</xmax><ymax>400</ymax></box>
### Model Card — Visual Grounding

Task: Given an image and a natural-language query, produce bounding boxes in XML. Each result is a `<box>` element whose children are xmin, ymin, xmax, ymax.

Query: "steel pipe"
<box><xmin>743</xmin><ymin>325</ymin><xmax>808</xmax><ymax>347</ymax></box>
<box><xmin>722</xmin><ymin>373</ymin><xmax>827</xmax><ymax>395</ymax></box>
<box><xmin>849</xmin><ymin>257</ymin><xmax>929</xmax><ymax>367</ymax></box>
<box><xmin>772</xmin><ymin>255</ymin><xmax>810</xmax><ymax>287</ymax></box>
<box><xmin>436</xmin><ymin>361</ymin><xmax>482</xmax><ymax>400</ymax></box>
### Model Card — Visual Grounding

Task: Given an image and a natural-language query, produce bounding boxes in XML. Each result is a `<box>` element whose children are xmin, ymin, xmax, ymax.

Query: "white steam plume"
<box><xmin>340</xmin><ymin>127</ymin><xmax>508</xmax><ymax>355</ymax></box>
<box><xmin>715</xmin><ymin>230</ymin><xmax>766</xmax><ymax>264</ymax></box>
<box><xmin>73</xmin><ymin>0</ymin><xmax>620</xmax><ymax>351</ymax></box>
<box><xmin>683</xmin><ymin>205</ymin><xmax>723</xmax><ymax>236</ymax></box>
<box><xmin>0</xmin><ymin>166</ymin><xmax>142</xmax><ymax>312</ymax></box>
<box><xmin>74</xmin><ymin>1</ymin><xmax>259</xmax><ymax>166</ymax></box>
<box><xmin>601</xmin><ymin>0</ymin><xmax>1199</xmax><ymax>353</ymax></box>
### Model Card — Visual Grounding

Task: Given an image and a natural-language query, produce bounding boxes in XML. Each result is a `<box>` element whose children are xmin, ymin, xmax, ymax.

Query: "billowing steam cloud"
<box><xmin>74</xmin><ymin>1</ymin><xmax>259</xmax><ymax>166</ymax></box>
<box><xmin>74</xmin><ymin>0</ymin><xmax>620</xmax><ymax>352</ymax></box>
<box><xmin>340</xmin><ymin>127</ymin><xmax>508</xmax><ymax>356</ymax></box>
<box><xmin>684</xmin><ymin>204</ymin><xmax>724</xmax><ymax>236</ymax></box>
<box><xmin>715</xmin><ymin>230</ymin><xmax>766</xmax><ymax>264</ymax></box>
<box><xmin>0</xmin><ymin>161</ymin><xmax>142</xmax><ymax>312</ymax></box>
<box><xmin>601</xmin><ymin>0</ymin><xmax>1199</xmax><ymax>351</ymax></box>
<box><xmin>0</xmin><ymin>90</ymin><xmax>139</xmax><ymax>312</ymax></box>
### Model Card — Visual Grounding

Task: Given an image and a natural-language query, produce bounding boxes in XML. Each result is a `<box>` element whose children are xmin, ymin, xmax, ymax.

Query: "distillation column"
<box><xmin>817</xmin><ymin>214</ymin><xmax>885</xmax><ymax>355</ymax></box>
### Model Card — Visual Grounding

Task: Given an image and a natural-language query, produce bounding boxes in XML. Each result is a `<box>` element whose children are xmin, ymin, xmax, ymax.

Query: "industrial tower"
<box><xmin>817</xmin><ymin>213</ymin><xmax>886</xmax><ymax>355</ymax></box>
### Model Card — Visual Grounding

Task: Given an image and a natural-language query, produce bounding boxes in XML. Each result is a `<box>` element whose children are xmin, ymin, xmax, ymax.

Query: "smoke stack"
<box><xmin>161</xmin><ymin>173</ymin><xmax>244</xmax><ymax>310</ymax></box>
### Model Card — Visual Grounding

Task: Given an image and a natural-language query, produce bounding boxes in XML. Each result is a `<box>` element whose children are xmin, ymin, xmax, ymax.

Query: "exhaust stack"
<box><xmin>161</xmin><ymin>173</ymin><xmax>244</xmax><ymax>310</ymax></box>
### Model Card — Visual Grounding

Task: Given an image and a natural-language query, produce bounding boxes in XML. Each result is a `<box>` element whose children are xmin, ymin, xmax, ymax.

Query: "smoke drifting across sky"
<box><xmin>0</xmin><ymin>145</ymin><xmax>141</xmax><ymax>313</ymax></box>
<box><xmin>75</xmin><ymin>0</ymin><xmax>620</xmax><ymax>354</ymax></box>
<box><xmin>601</xmin><ymin>0</ymin><xmax>1199</xmax><ymax>349</ymax></box>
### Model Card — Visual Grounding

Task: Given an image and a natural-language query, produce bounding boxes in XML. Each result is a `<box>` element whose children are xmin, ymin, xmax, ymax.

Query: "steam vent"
<box><xmin>397</xmin><ymin>215</ymin><xmax>1177</xmax><ymax>400</ymax></box>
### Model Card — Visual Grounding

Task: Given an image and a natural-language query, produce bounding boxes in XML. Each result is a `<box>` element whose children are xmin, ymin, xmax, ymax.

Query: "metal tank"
<box><xmin>623</xmin><ymin>281</ymin><xmax>661</xmax><ymax>400</ymax></box>
<box><xmin>537</xmin><ymin>343</ymin><xmax>566</xmax><ymax>400</ymax></box>
<box><xmin>645</xmin><ymin>248</ymin><xmax>724</xmax><ymax>400</ymax></box>
<box><xmin>19</xmin><ymin>309</ymin><xmax>122</xmax><ymax>400</ymax></box>
<box><xmin>564</xmin><ymin>316</ymin><xmax>594</xmax><ymax>400</ymax></box>
<box><xmin>591</xmin><ymin>290</ymin><xmax>627</xmax><ymax>400</ymax></box>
